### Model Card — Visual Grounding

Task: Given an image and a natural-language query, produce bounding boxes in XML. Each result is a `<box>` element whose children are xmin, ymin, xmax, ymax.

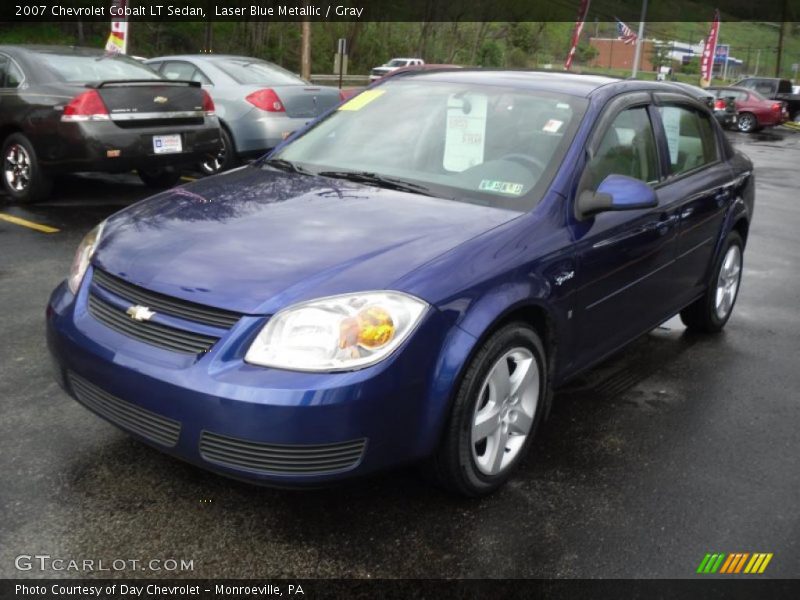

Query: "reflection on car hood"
<box><xmin>94</xmin><ymin>166</ymin><xmax>520</xmax><ymax>315</ymax></box>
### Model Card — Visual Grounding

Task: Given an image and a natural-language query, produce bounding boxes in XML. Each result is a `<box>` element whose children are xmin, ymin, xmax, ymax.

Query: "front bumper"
<box><xmin>46</xmin><ymin>276</ymin><xmax>462</xmax><ymax>486</ymax></box>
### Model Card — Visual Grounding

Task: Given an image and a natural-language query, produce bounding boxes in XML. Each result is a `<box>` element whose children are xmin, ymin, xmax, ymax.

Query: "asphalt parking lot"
<box><xmin>1</xmin><ymin>129</ymin><xmax>799</xmax><ymax>579</ymax></box>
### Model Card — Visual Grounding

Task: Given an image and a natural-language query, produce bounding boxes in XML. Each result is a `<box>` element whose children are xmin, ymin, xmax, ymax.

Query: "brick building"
<box><xmin>589</xmin><ymin>38</ymin><xmax>655</xmax><ymax>72</ymax></box>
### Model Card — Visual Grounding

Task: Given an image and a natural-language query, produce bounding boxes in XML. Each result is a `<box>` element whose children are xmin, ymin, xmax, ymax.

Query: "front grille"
<box><xmin>93</xmin><ymin>269</ymin><xmax>241</xmax><ymax>328</ymax></box>
<box><xmin>88</xmin><ymin>294</ymin><xmax>218</xmax><ymax>354</ymax></box>
<box><xmin>68</xmin><ymin>372</ymin><xmax>181</xmax><ymax>447</ymax></box>
<box><xmin>199</xmin><ymin>431</ymin><xmax>367</xmax><ymax>475</ymax></box>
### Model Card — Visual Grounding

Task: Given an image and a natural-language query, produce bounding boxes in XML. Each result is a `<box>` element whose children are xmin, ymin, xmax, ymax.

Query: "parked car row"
<box><xmin>0</xmin><ymin>45</ymin><xmax>343</xmax><ymax>202</ymax></box>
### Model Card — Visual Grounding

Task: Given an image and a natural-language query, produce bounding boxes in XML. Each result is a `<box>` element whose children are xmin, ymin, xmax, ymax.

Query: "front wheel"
<box><xmin>429</xmin><ymin>323</ymin><xmax>547</xmax><ymax>497</ymax></box>
<box><xmin>680</xmin><ymin>231</ymin><xmax>744</xmax><ymax>333</ymax></box>
<box><xmin>137</xmin><ymin>167</ymin><xmax>181</xmax><ymax>189</ymax></box>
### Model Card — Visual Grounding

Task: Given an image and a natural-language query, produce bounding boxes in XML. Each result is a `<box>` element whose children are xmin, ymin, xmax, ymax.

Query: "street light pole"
<box><xmin>631</xmin><ymin>0</ymin><xmax>648</xmax><ymax>78</ymax></box>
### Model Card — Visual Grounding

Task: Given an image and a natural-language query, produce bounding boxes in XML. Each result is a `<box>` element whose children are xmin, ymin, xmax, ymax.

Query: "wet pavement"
<box><xmin>1</xmin><ymin>130</ymin><xmax>799</xmax><ymax>579</ymax></box>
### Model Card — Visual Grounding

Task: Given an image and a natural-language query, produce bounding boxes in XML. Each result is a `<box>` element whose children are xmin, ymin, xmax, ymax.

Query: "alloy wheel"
<box><xmin>471</xmin><ymin>347</ymin><xmax>539</xmax><ymax>476</ymax></box>
<box><xmin>738</xmin><ymin>114</ymin><xmax>755</xmax><ymax>133</ymax></box>
<box><xmin>200</xmin><ymin>135</ymin><xmax>227</xmax><ymax>174</ymax></box>
<box><xmin>715</xmin><ymin>244</ymin><xmax>742</xmax><ymax>320</ymax></box>
<box><xmin>4</xmin><ymin>144</ymin><xmax>31</xmax><ymax>192</ymax></box>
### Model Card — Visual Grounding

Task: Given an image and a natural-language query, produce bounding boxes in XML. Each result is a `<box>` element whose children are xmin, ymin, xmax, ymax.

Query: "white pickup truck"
<box><xmin>369</xmin><ymin>58</ymin><xmax>425</xmax><ymax>81</ymax></box>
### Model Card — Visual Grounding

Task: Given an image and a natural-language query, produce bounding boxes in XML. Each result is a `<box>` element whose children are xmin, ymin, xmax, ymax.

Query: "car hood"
<box><xmin>94</xmin><ymin>166</ymin><xmax>520</xmax><ymax>315</ymax></box>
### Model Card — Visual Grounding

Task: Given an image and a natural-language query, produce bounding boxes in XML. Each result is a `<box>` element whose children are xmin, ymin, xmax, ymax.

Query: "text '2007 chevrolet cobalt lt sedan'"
<box><xmin>47</xmin><ymin>71</ymin><xmax>754</xmax><ymax>496</ymax></box>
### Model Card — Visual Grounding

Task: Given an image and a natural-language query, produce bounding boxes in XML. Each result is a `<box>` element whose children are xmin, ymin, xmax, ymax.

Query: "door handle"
<box><xmin>681</xmin><ymin>207</ymin><xmax>695</xmax><ymax>219</ymax></box>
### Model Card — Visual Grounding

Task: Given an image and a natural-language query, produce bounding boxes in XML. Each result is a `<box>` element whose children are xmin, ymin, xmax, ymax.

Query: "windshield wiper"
<box><xmin>263</xmin><ymin>158</ymin><xmax>312</xmax><ymax>176</ymax></box>
<box><xmin>317</xmin><ymin>170</ymin><xmax>433</xmax><ymax>196</ymax></box>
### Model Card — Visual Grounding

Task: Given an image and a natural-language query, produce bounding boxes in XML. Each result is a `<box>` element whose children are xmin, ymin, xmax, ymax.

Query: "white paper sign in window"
<box><xmin>443</xmin><ymin>93</ymin><xmax>488</xmax><ymax>172</ymax></box>
<box><xmin>660</xmin><ymin>106</ymin><xmax>682</xmax><ymax>165</ymax></box>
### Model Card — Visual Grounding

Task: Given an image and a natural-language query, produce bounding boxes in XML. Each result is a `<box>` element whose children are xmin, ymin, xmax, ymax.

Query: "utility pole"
<box><xmin>755</xmin><ymin>48</ymin><xmax>761</xmax><ymax>76</ymax></box>
<box><xmin>775</xmin><ymin>2</ymin><xmax>788</xmax><ymax>78</ymax></box>
<box><xmin>300</xmin><ymin>21</ymin><xmax>311</xmax><ymax>81</ymax></box>
<box><xmin>631</xmin><ymin>0</ymin><xmax>648</xmax><ymax>78</ymax></box>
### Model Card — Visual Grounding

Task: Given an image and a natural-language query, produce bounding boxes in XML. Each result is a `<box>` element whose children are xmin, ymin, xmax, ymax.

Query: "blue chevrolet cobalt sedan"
<box><xmin>47</xmin><ymin>71</ymin><xmax>754</xmax><ymax>496</ymax></box>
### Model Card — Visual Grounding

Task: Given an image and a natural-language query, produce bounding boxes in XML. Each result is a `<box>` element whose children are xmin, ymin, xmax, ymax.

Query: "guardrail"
<box><xmin>309</xmin><ymin>74</ymin><xmax>370</xmax><ymax>86</ymax></box>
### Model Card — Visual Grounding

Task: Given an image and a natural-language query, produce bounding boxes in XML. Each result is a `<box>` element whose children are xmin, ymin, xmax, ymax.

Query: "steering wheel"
<box><xmin>500</xmin><ymin>153</ymin><xmax>547</xmax><ymax>176</ymax></box>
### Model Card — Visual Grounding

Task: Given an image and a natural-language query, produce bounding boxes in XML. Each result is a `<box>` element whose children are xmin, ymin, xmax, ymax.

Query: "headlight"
<box><xmin>67</xmin><ymin>221</ymin><xmax>105</xmax><ymax>294</ymax></box>
<box><xmin>245</xmin><ymin>291</ymin><xmax>428</xmax><ymax>372</ymax></box>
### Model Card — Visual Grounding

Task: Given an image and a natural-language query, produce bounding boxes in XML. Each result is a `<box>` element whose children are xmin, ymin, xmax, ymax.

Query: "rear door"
<box><xmin>571</xmin><ymin>93</ymin><xmax>680</xmax><ymax>368</ymax></box>
<box><xmin>651</xmin><ymin>94</ymin><xmax>733</xmax><ymax>307</ymax></box>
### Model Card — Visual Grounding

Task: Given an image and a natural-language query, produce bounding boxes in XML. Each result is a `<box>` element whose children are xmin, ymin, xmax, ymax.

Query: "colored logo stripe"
<box><xmin>697</xmin><ymin>553</ymin><xmax>773</xmax><ymax>574</ymax></box>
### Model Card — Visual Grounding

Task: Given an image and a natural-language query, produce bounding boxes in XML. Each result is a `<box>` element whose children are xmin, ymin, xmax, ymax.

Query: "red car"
<box><xmin>709</xmin><ymin>86</ymin><xmax>789</xmax><ymax>133</ymax></box>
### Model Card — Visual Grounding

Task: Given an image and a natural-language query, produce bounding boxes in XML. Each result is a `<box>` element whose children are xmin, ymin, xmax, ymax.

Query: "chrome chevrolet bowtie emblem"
<box><xmin>126</xmin><ymin>305</ymin><xmax>156</xmax><ymax>321</ymax></box>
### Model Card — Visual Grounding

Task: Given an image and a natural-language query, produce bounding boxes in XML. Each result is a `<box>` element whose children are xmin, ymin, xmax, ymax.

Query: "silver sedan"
<box><xmin>146</xmin><ymin>54</ymin><xmax>344</xmax><ymax>174</ymax></box>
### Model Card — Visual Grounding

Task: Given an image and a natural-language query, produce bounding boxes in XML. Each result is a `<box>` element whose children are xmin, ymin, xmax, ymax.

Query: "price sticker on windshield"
<box><xmin>339</xmin><ymin>89</ymin><xmax>385</xmax><ymax>111</ymax></box>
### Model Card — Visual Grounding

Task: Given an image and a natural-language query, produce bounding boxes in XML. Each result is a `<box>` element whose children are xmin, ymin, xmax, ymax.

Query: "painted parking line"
<box><xmin>0</xmin><ymin>213</ymin><xmax>60</xmax><ymax>233</ymax></box>
<box><xmin>180</xmin><ymin>176</ymin><xmax>197</xmax><ymax>182</ymax></box>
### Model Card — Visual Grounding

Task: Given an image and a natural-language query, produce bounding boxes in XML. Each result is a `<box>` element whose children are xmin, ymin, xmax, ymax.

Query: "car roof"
<box><xmin>386</xmin><ymin>69</ymin><xmax>673</xmax><ymax>99</ymax></box>
<box><xmin>708</xmin><ymin>86</ymin><xmax>749</xmax><ymax>91</ymax></box>
<box><xmin>147</xmin><ymin>54</ymin><xmax>275</xmax><ymax>62</ymax></box>
<box><xmin>0</xmin><ymin>44</ymin><xmax>109</xmax><ymax>57</ymax></box>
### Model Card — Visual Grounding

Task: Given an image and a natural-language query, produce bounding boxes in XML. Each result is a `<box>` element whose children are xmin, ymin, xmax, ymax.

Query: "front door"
<box><xmin>570</xmin><ymin>101</ymin><xmax>680</xmax><ymax>371</ymax></box>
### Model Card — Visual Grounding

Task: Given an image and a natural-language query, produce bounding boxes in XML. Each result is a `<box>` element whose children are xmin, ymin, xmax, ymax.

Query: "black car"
<box><xmin>668</xmin><ymin>81</ymin><xmax>738</xmax><ymax>129</ymax></box>
<box><xmin>0</xmin><ymin>45</ymin><xmax>221</xmax><ymax>202</ymax></box>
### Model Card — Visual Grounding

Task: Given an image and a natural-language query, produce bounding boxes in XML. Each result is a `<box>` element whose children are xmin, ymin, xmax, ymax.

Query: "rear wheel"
<box><xmin>680</xmin><ymin>231</ymin><xmax>744</xmax><ymax>333</ymax></box>
<box><xmin>198</xmin><ymin>127</ymin><xmax>237</xmax><ymax>175</ymax></box>
<box><xmin>737</xmin><ymin>112</ymin><xmax>758</xmax><ymax>133</ymax></box>
<box><xmin>430</xmin><ymin>323</ymin><xmax>547</xmax><ymax>497</ymax></box>
<box><xmin>2</xmin><ymin>133</ymin><xmax>52</xmax><ymax>203</ymax></box>
<box><xmin>137</xmin><ymin>167</ymin><xmax>181</xmax><ymax>189</ymax></box>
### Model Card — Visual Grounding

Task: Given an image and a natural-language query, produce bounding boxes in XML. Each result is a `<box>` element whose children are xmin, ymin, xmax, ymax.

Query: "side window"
<box><xmin>0</xmin><ymin>57</ymin><xmax>8</xmax><ymax>87</ymax></box>
<box><xmin>161</xmin><ymin>61</ymin><xmax>194</xmax><ymax>80</ymax></box>
<box><xmin>584</xmin><ymin>106</ymin><xmax>659</xmax><ymax>190</ymax></box>
<box><xmin>754</xmin><ymin>82</ymin><xmax>774</xmax><ymax>96</ymax></box>
<box><xmin>658</xmin><ymin>105</ymin><xmax>718</xmax><ymax>176</ymax></box>
<box><xmin>738</xmin><ymin>79</ymin><xmax>755</xmax><ymax>90</ymax></box>
<box><xmin>5</xmin><ymin>61</ymin><xmax>24</xmax><ymax>88</ymax></box>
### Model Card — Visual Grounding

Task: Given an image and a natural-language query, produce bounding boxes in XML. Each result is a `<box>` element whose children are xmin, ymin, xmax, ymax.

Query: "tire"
<box><xmin>737</xmin><ymin>112</ymin><xmax>758</xmax><ymax>133</ymax></box>
<box><xmin>198</xmin><ymin>127</ymin><xmax>237</xmax><ymax>176</ymax></box>
<box><xmin>680</xmin><ymin>231</ymin><xmax>744</xmax><ymax>333</ymax></box>
<box><xmin>1</xmin><ymin>133</ymin><xmax>53</xmax><ymax>203</ymax></box>
<box><xmin>429</xmin><ymin>322</ymin><xmax>548</xmax><ymax>497</ymax></box>
<box><xmin>137</xmin><ymin>167</ymin><xmax>181</xmax><ymax>189</ymax></box>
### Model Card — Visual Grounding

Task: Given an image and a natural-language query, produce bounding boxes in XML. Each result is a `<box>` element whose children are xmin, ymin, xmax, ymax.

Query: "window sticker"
<box><xmin>660</xmin><ymin>106</ymin><xmax>682</xmax><ymax>164</ymax></box>
<box><xmin>338</xmin><ymin>89</ymin><xmax>385</xmax><ymax>111</ymax></box>
<box><xmin>542</xmin><ymin>119</ymin><xmax>563</xmax><ymax>133</ymax></box>
<box><xmin>479</xmin><ymin>179</ymin><xmax>524</xmax><ymax>196</ymax></box>
<box><xmin>443</xmin><ymin>93</ymin><xmax>488</xmax><ymax>172</ymax></box>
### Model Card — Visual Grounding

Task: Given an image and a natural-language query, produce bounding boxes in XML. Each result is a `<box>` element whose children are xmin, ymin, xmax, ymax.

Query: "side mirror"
<box><xmin>577</xmin><ymin>174</ymin><xmax>657</xmax><ymax>220</ymax></box>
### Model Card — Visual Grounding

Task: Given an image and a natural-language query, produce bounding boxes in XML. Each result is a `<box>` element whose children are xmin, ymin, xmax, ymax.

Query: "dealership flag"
<box><xmin>105</xmin><ymin>0</ymin><xmax>128</xmax><ymax>54</ymax></box>
<box><xmin>616</xmin><ymin>18</ymin><xmax>638</xmax><ymax>45</ymax></box>
<box><xmin>700</xmin><ymin>9</ymin><xmax>721</xmax><ymax>85</ymax></box>
<box><xmin>565</xmin><ymin>0</ymin><xmax>592</xmax><ymax>70</ymax></box>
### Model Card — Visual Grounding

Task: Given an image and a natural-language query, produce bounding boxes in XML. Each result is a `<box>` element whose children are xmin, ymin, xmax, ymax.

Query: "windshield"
<box><xmin>387</xmin><ymin>59</ymin><xmax>409</xmax><ymax>67</ymax></box>
<box><xmin>214</xmin><ymin>58</ymin><xmax>306</xmax><ymax>85</ymax></box>
<box><xmin>42</xmin><ymin>53</ymin><xmax>160</xmax><ymax>82</ymax></box>
<box><xmin>274</xmin><ymin>79</ymin><xmax>587</xmax><ymax>210</ymax></box>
